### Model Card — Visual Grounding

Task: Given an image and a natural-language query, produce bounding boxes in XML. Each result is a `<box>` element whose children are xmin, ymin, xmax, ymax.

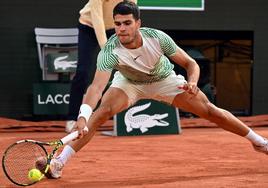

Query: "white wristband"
<box><xmin>77</xmin><ymin>104</ymin><xmax>93</xmax><ymax>122</ymax></box>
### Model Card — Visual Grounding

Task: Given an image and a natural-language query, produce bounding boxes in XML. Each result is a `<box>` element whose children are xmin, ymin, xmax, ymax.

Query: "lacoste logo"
<box><xmin>54</xmin><ymin>55</ymin><xmax>77</xmax><ymax>70</ymax></box>
<box><xmin>124</xmin><ymin>102</ymin><xmax>169</xmax><ymax>133</ymax></box>
<box><xmin>133</xmin><ymin>55</ymin><xmax>141</xmax><ymax>61</ymax></box>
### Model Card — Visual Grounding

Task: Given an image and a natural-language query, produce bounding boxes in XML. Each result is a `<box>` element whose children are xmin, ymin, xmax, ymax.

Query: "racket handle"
<box><xmin>60</xmin><ymin>126</ymin><xmax>89</xmax><ymax>145</ymax></box>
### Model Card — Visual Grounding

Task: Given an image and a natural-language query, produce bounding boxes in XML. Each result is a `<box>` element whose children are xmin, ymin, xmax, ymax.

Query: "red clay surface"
<box><xmin>1</xmin><ymin>126</ymin><xmax>268</xmax><ymax>188</ymax></box>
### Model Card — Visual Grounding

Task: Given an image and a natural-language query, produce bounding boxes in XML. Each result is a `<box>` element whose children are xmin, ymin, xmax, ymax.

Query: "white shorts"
<box><xmin>110</xmin><ymin>71</ymin><xmax>187</xmax><ymax>106</ymax></box>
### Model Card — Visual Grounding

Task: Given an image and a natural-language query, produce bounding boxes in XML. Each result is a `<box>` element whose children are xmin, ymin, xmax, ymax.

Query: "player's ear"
<box><xmin>136</xmin><ymin>19</ymin><xmax>141</xmax><ymax>28</ymax></box>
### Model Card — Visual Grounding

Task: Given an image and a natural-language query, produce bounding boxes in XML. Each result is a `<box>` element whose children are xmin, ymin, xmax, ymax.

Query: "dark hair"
<box><xmin>113</xmin><ymin>1</ymin><xmax>140</xmax><ymax>20</ymax></box>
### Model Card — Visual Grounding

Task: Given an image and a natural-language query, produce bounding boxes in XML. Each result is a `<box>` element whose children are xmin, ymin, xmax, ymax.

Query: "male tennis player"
<box><xmin>44</xmin><ymin>1</ymin><xmax>268</xmax><ymax>178</ymax></box>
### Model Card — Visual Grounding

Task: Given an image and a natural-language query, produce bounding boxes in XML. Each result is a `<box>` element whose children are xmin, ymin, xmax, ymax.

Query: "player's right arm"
<box><xmin>82</xmin><ymin>70</ymin><xmax>111</xmax><ymax>109</ymax></box>
<box><xmin>75</xmin><ymin>41</ymin><xmax>118</xmax><ymax>137</ymax></box>
<box><xmin>75</xmin><ymin>70</ymin><xmax>111</xmax><ymax>138</ymax></box>
<box><xmin>75</xmin><ymin>36</ymin><xmax>118</xmax><ymax>137</ymax></box>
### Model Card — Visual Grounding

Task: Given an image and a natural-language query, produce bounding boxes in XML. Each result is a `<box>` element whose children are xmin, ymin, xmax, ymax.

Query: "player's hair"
<box><xmin>113</xmin><ymin>0</ymin><xmax>140</xmax><ymax>20</ymax></box>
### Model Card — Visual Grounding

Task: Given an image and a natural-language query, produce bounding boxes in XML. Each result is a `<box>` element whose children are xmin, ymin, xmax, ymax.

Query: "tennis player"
<box><xmin>44</xmin><ymin>1</ymin><xmax>268</xmax><ymax>178</ymax></box>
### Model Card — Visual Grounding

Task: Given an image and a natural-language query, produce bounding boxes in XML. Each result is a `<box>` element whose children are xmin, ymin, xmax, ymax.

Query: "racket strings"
<box><xmin>3</xmin><ymin>142</ymin><xmax>47</xmax><ymax>185</ymax></box>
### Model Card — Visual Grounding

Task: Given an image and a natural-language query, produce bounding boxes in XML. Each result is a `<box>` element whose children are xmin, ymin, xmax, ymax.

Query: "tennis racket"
<box><xmin>2</xmin><ymin>127</ymin><xmax>88</xmax><ymax>186</ymax></box>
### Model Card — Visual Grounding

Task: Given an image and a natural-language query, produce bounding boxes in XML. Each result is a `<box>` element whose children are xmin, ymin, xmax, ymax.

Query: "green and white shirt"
<box><xmin>97</xmin><ymin>27</ymin><xmax>178</xmax><ymax>84</ymax></box>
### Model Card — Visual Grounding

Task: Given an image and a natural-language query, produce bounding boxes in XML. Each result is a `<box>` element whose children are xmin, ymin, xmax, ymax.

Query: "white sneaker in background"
<box><xmin>65</xmin><ymin>120</ymin><xmax>76</xmax><ymax>133</ymax></box>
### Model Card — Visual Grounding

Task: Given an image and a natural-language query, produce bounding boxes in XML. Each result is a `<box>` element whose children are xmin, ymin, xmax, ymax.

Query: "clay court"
<box><xmin>1</xmin><ymin>116</ymin><xmax>268</xmax><ymax>188</ymax></box>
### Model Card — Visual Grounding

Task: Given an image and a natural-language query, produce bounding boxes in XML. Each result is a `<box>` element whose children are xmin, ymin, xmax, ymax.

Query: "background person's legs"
<box><xmin>67</xmin><ymin>24</ymin><xmax>99</xmax><ymax>122</ymax></box>
<box><xmin>66</xmin><ymin>26</ymin><xmax>115</xmax><ymax>132</ymax></box>
<box><xmin>68</xmin><ymin>26</ymin><xmax>115</xmax><ymax>122</ymax></box>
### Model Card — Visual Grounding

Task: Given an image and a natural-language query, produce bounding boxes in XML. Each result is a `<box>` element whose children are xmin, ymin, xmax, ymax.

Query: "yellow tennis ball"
<box><xmin>28</xmin><ymin>168</ymin><xmax>42</xmax><ymax>182</ymax></box>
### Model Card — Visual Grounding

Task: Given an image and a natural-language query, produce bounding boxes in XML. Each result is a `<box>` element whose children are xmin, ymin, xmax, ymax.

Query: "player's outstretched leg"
<box><xmin>45</xmin><ymin>87</ymin><xmax>130</xmax><ymax>178</ymax></box>
<box><xmin>248</xmin><ymin>132</ymin><xmax>268</xmax><ymax>155</ymax></box>
<box><xmin>172</xmin><ymin>90</ymin><xmax>268</xmax><ymax>155</ymax></box>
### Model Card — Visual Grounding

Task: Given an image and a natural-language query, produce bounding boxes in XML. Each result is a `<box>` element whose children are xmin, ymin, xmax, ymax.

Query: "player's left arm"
<box><xmin>169</xmin><ymin>47</ymin><xmax>200</xmax><ymax>95</ymax></box>
<box><xmin>169</xmin><ymin>47</ymin><xmax>200</xmax><ymax>85</ymax></box>
<box><xmin>157</xmin><ymin>29</ymin><xmax>200</xmax><ymax>94</ymax></box>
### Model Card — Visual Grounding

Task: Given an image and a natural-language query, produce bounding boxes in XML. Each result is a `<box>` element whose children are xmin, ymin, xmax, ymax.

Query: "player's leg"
<box><xmin>172</xmin><ymin>90</ymin><xmax>268</xmax><ymax>153</ymax></box>
<box><xmin>46</xmin><ymin>71</ymin><xmax>141</xmax><ymax>178</ymax></box>
<box><xmin>46</xmin><ymin>87</ymin><xmax>131</xmax><ymax>178</ymax></box>
<box><xmin>172</xmin><ymin>91</ymin><xmax>250</xmax><ymax>136</ymax></box>
<box><xmin>69</xmin><ymin>87</ymin><xmax>131</xmax><ymax>151</ymax></box>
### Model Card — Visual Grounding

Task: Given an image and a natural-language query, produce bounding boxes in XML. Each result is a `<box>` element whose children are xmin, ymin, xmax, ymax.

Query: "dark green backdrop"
<box><xmin>0</xmin><ymin>0</ymin><xmax>267</xmax><ymax>118</ymax></box>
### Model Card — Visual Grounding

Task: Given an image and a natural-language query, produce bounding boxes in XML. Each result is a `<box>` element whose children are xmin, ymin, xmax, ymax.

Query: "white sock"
<box><xmin>245</xmin><ymin>129</ymin><xmax>267</xmax><ymax>146</ymax></box>
<box><xmin>56</xmin><ymin>145</ymin><xmax>76</xmax><ymax>165</ymax></box>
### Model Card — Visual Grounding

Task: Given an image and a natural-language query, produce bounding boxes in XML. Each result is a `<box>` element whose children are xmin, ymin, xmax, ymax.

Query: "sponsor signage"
<box><xmin>46</xmin><ymin>51</ymin><xmax>77</xmax><ymax>73</ymax></box>
<box><xmin>113</xmin><ymin>99</ymin><xmax>181</xmax><ymax>136</ymax></box>
<box><xmin>33</xmin><ymin>83</ymin><xmax>71</xmax><ymax>115</ymax></box>
<box><xmin>138</xmin><ymin>0</ymin><xmax>204</xmax><ymax>11</ymax></box>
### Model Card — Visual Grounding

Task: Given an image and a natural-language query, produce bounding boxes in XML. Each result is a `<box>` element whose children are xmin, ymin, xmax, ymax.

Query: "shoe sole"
<box><xmin>253</xmin><ymin>145</ymin><xmax>268</xmax><ymax>155</ymax></box>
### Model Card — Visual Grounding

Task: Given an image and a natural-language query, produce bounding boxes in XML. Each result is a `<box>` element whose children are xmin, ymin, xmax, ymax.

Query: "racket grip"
<box><xmin>60</xmin><ymin>126</ymin><xmax>89</xmax><ymax>145</ymax></box>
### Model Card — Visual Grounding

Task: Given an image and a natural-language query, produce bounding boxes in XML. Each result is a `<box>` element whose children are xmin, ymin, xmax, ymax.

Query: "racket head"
<box><xmin>2</xmin><ymin>140</ymin><xmax>48</xmax><ymax>186</ymax></box>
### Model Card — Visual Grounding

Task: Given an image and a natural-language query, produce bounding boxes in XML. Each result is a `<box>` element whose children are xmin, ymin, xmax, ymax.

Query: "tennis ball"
<box><xmin>28</xmin><ymin>168</ymin><xmax>42</xmax><ymax>182</ymax></box>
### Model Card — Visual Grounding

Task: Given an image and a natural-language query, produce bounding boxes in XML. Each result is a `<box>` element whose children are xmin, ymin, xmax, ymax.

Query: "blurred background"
<box><xmin>0</xmin><ymin>0</ymin><xmax>267</xmax><ymax>120</ymax></box>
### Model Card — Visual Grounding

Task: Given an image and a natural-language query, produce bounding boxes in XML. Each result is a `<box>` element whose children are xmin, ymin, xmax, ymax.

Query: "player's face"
<box><xmin>114</xmin><ymin>14</ymin><xmax>141</xmax><ymax>48</ymax></box>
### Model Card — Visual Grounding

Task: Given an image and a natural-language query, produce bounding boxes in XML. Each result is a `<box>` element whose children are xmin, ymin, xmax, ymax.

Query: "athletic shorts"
<box><xmin>110</xmin><ymin>71</ymin><xmax>187</xmax><ymax>106</ymax></box>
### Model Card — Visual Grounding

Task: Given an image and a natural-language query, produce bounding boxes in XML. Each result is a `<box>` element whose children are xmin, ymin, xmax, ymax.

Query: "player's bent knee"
<box><xmin>96</xmin><ymin>105</ymin><xmax>114</xmax><ymax>120</ymax></box>
<box><xmin>85</xmin><ymin>106</ymin><xmax>113</xmax><ymax>132</ymax></box>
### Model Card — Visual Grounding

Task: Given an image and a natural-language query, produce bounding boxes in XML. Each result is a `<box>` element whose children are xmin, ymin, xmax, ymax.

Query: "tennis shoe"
<box><xmin>252</xmin><ymin>140</ymin><xmax>268</xmax><ymax>155</ymax></box>
<box><xmin>47</xmin><ymin>158</ymin><xmax>64</xmax><ymax>178</ymax></box>
<box><xmin>35</xmin><ymin>157</ymin><xmax>64</xmax><ymax>179</ymax></box>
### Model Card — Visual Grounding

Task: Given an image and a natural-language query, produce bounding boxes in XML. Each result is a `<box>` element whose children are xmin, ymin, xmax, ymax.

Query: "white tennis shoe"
<box><xmin>35</xmin><ymin>157</ymin><xmax>63</xmax><ymax>178</ymax></box>
<box><xmin>252</xmin><ymin>140</ymin><xmax>268</xmax><ymax>155</ymax></box>
<box><xmin>48</xmin><ymin>158</ymin><xmax>64</xmax><ymax>179</ymax></box>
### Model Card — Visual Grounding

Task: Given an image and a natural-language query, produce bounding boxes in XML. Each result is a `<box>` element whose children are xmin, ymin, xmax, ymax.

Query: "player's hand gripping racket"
<box><xmin>2</xmin><ymin>126</ymin><xmax>88</xmax><ymax>186</ymax></box>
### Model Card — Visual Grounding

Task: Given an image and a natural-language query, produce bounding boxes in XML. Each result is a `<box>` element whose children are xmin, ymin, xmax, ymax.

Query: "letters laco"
<box><xmin>38</xmin><ymin>94</ymin><xmax>70</xmax><ymax>104</ymax></box>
